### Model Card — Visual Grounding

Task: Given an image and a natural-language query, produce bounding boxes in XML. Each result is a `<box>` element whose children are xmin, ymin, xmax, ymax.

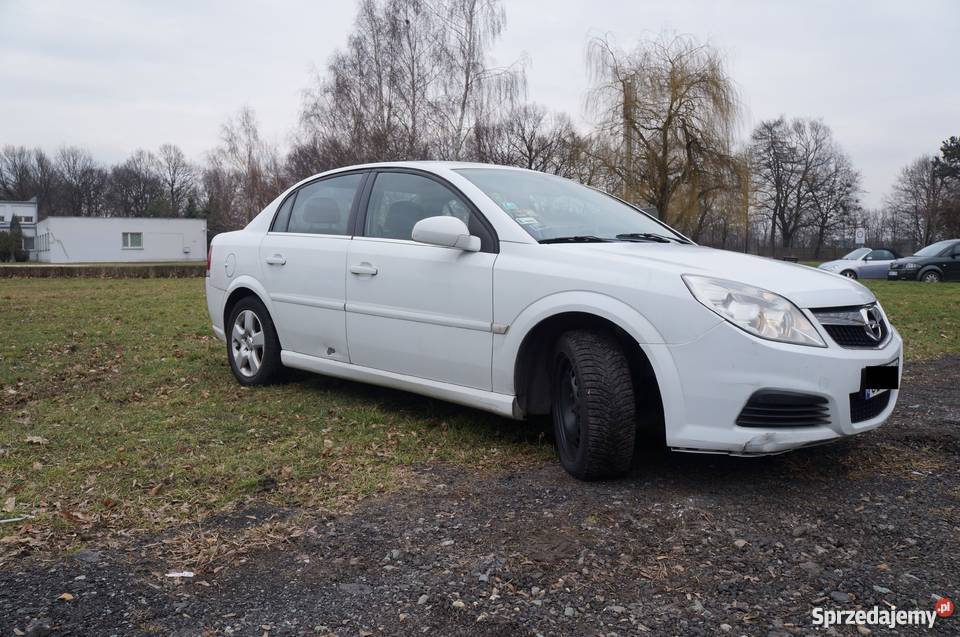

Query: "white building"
<box><xmin>0</xmin><ymin>199</ymin><xmax>39</xmax><ymax>257</ymax></box>
<box><xmin>34</xmin><ymin>216</ymin><xmax>207</xmax><ymax>263</ymax></box>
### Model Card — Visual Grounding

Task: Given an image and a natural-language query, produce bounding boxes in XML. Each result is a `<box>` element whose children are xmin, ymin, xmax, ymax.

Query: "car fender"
<box><xmin>222</xmin><ymin>275</ymin><xmax>290</xmax><ymax>347</ymax></box>
<box><xmin>492</xmin><ymin>291</ymin><xmax>685</xmax><ymax>427</ymax></box>
<box><xmin>916</xmin><ymin>264</ymin><xmax>943</xmax><ymax>280</ymax></box>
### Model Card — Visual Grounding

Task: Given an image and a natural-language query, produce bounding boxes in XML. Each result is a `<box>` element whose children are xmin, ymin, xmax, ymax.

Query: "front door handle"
<box><xmin>350</xmin><ymin>263</ymin><xmax>378</xmax><ymax>276</ymax></box>
<box><xmin>265</xmin><ymin>254</ymin><xmax>286</xmax><ymax>266</ymax></box>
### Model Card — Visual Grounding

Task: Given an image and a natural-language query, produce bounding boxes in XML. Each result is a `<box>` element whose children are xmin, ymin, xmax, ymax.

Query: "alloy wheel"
<box><xmin>232</xmin><ymin>309</ymin><xmax>265</xmax><ymax>377</ymax></box>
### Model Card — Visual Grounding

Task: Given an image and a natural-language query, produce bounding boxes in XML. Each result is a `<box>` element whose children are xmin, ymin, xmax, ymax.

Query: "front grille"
<box><xmin>811</xmin><ymin>305</ymin><xmax>888</xmax><ymax>349</ymax></box>
<box><xmin>736</xmin><ymin>391</ymin><xmax>830</xmax><ymax>428</ymax></box>
<box><xmin>849</xmin><ymin>390</ymin><xmax>891</xmax><ymax>423</ymax></box>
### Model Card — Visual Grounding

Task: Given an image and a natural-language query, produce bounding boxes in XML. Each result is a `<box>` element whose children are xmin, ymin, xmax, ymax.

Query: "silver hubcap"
<box><xmin>923</xmin><ymin>273</ymin><xmax>938</xmax><ymax>282</ymax></box>
<box><xmin>842</xmin><ymin>271</ymin><xmax>855</xmax><ymax>278</ymax></box>
<box><xmin>231</xmin><ymin>310</ymin><xmax>265</xmax><ymax>377</ymax></box>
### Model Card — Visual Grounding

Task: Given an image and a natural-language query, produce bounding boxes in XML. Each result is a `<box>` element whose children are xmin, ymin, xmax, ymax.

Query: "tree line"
<box><xmin>1</xmin><ymin>0</ymin><xmax>957</xmax><ymax>254</ymax></box>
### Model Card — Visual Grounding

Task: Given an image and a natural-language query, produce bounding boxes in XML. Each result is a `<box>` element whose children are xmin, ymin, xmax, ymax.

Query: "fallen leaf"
<box><xmin>25</xmin><ymin>436</ymin><xmax>48</xmax><ymax>445</ymax></box>
<box><xmin>57</xmin><ymin>592</ymin><xmax>75</xmax><ymax>601</ymax></box>
<box><xmin>2</xmin><ymin>497</ymin><xmax>14</xmax><ymax>513</ymax></box>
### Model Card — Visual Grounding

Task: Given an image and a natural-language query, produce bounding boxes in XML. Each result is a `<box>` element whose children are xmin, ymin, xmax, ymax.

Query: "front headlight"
<box><xmin>904</xmin><ymin>262</ymin><xmax>919</xmax><ymax>270</ymax></box>
<box><xmin>682</xmin><ymin>275</ymin><xmax>826</xmax><ymax>347</ymax></box>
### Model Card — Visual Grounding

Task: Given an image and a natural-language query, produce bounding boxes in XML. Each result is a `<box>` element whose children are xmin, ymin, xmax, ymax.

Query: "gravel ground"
<box><xmin>2</xmin><ymin>356</ymin><xmax>958</xmax><ymax>636</ymax></box>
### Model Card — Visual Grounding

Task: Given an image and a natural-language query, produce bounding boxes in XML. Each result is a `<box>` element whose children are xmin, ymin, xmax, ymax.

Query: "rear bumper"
<box><xmin>205</xmin><ymin>278</ymin><xmax>226</xmax><ymax>343</ymax></box>
<box><xmin>661</xmin><ymin>319</ymin><xmax>902</xmax><ymax>455</ymax></box>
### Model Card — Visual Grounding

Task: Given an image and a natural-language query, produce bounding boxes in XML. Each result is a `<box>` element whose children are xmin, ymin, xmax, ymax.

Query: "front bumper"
<box><xmin>662</xmin><ymin>318</ymin><xmax>903</xmax><ymax>455</ymax></box>
<box><xmin>887</xmin><ymin>268</ymin><xmax>918</xmax><ymax>281</ymax></box>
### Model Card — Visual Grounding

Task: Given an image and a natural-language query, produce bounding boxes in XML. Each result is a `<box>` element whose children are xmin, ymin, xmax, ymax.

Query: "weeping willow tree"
<box><xmin>586</xmin><ymin>34</ymin><xmax>740</xmax><ymax>232</ymax></box>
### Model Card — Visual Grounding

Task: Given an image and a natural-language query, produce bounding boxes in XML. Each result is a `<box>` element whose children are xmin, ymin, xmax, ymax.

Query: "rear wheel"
<box><xmin>840</xmin><ymin>269</ymin><xmax>858</xmax><ymax>279</ymax></box>
<box><xmin>921</xmin><ymin>270</ymin><xmax>941</xmax><ymax>283</ymax></box>
<box><xmin>227</xmin><ymin>296</ymin><xmax>283</xmax><ymax>386</ymax></box>
<box><xmin>551</xmin><ymin>330</ymin><xmax>636</xmax><ymax>480</ymax></box>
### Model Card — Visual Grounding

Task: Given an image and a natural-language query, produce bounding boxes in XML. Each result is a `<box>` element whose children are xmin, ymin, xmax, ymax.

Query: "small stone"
<box><xmin>830</xmin><ymin>591</ymin><xmax>850</xmax><ymax>603</ymax></box>
<box><xmin>73</xmin><ymin>549</ymin><xmax>102</xmax><ymax>563</ymax></box>
<box><xmin>24</xmin><ymin>618</ymin><xmax>52</xmax><ymax>637</ymax></box>
<box><xmin>478</xmin><ymin>573</ymin><xmax>488</xmax><ymax>583</ymax></box>
<box><xmin>799</xmin><ymin>561</ymin><xmax>822</xmax><ymax>576</ymax></box>
<box><xmin>440</xmin><ymin>539</ymin><xmax>454</xmax><ymax>547</ymax></box>
<box><xmin>609</xmin><ymin>605</ymin><xmax>626</xmax><ymax>614</ymax></box>
<box><xmin>720</xmin><ymin>624</ymin><xmax>732</xmax><ymax>633</ymax></box>
<box><xmin>792</xmin><ymin>524</ymin><xmax>812</xmax><ymax>538</ymax></box>
<box><xmin>417</xmin><ymin>595</ymin><xmax>429</xmax><ymax>605</ymax></box>
<box><xmin>390</xmin><ymin>549</ymin><xmax>401</xmax><ymax>560</ymax></box>
<box><xmin>733</xmin><ymin>539</ymin><xmax>748</xmax><ymax>549</ymax></box>
<box><xmin>564</xmin><ymin>606</ymin><xmax>575</xmax><ymax>617</ymax></box>
<box><xmin>872</xmin><ymin>585</ymin><xmax>892</xmax><ymax>594</ymax></box>
<box><xmin>856</xmin><ymin>626</ymin><xmax>872</xmax><ymax>636</ymax></box>
<box><xmin>452</xmin><ymin>599</ymin><xmax>466</xmax><ymax>610</ymax></box>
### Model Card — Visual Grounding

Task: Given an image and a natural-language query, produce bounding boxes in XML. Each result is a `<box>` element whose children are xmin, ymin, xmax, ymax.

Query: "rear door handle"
<box><xmin>349</xmin><ymin>263</ymin><xmax>378</xmax><ymax>276</ymax></box>
<box><xmin>265</xmin><ymin>254</ymin><xmax>286</xmax><ymax>266</ymax></box>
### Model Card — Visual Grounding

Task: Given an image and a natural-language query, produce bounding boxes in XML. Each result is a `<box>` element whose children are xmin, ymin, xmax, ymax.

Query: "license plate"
<box><xmin>887</xmin><ymin>271</ymin><xmax>897</xmax><ymax>278</ymax></box>
<box><xmin>860</xmin><ymin>359</ymin><xmax>899</xmax><ymax>400</ymax></box>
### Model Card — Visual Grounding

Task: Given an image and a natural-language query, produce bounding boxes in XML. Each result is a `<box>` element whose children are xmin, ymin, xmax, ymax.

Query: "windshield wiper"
<box><xmin>539</xmin><ymin>235</ymin><xmax>614</xmax><ymax>244</ymax></box>
<box><xmin>616</xmin><ymin>232</ymin><xmax>690</xmax><ymax>244</ymax></box>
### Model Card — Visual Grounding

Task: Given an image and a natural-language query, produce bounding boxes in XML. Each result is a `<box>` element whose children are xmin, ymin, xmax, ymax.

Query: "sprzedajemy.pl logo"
<box><xmin>811</xmin><ymin>596</ymin><xmax>953</xmax><ymax>630</ymax></box>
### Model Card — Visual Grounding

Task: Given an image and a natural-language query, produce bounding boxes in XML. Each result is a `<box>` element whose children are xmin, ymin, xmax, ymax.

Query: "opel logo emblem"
<box><xmin>860</xmin><ymin>307</ymin><xmax>882</xmax><ymax>342</ymax></box>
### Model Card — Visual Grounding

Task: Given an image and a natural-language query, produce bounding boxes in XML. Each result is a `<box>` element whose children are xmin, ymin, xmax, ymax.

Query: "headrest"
<box><xmin>301</xmin><ymin>197</ymin><xmax>342</xmax><ymax>224</ymax></box>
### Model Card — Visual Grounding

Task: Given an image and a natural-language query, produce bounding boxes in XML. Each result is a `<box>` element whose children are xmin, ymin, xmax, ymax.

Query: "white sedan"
<box><xmin>205</xmin><ymin>162</ymin><xmax>902</xmax><ymax>480</ymax></box>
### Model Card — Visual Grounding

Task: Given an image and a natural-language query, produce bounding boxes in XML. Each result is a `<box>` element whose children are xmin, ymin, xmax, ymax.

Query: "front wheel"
<box><xmin>227</xmin><ymin>296</ymin><xmax>283</xmax><ymax>386</ymax></box>
<box><xmin>920</xmin><ymin>270</ymin><xmax>941</xmax><ymax>283</ymax></box>
<box><xmin>551</xmin><ymin>330</ymin><xmax>636</xmax><ymax>480</ymax></box>
<box><xmin>840</xmin><ymin>269</ymin><xmax>858</xmax><ymax>279</ymax></box>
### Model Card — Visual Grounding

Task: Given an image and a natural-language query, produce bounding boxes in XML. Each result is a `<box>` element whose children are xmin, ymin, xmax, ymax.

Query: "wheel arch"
<box><xmin>222</xmin><ymin>277</ymin><xmax>284</xmax><ymax>347</ymax></box>
<box><xmin>917</xmin><ymin>265</ymin><xmax>943</xmax><ymax>281</ymax></box>
<box><xmin>501</xmin><ymin>294</ymin><xmax>671</xmax><ymax>442</ymax></box>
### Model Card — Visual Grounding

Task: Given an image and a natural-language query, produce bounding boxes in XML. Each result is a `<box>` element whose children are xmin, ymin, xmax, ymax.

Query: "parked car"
<box><xmin>887</xmin><ymin>239</ymin><xmax>960</xmax><ymax>282</ymax></box>
<box><xmin>817</xmin><ymin>247</ymin><xmax>902</xmax><ymax>279</ymax></box>
<box><xmin>205</xmin><ymin>162</ymin><xmax>902</xmax><ymax>480</ymax></box>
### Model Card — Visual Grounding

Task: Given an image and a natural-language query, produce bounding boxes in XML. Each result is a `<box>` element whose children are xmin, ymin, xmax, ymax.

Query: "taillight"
<box><xmin>206</xmin><ymin>247</ymin><xmax>212</xmax><ymax>276</ymax></box>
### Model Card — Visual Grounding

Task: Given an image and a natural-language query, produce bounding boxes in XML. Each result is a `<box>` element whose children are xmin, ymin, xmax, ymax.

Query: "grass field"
<box><xmin>0</xmin><ymin>277</ymin><xmax>957</xmax><ymax>554</ymax></box>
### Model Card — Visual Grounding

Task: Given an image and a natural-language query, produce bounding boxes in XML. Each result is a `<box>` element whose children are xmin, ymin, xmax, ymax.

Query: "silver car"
<box><xmin>818</xmin><ymin>247</ymin><xmax>902</xmax><ymax>280</ymax></box>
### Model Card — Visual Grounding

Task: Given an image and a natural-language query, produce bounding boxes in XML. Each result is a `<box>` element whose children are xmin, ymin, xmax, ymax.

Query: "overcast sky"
<box><xmin>1</xmin><ymin>0</ymin><xmax>957</xmax><ymax>207</ymax></box>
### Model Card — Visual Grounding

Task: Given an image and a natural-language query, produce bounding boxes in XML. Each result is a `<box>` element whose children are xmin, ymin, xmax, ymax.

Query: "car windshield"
<box><xmin>913</xmin><ymin>240</ymin><xmax>954</xmax><ymax>257</ymax></box>
<box><xmin>841</xmin><ymin>248</ymin><xmax>870</xmax><ymax>260</ymax></box>
<box><xmin>455</xmin><ymin>168</ymin><xmax>689</xmax><ymax>243</ymax></box>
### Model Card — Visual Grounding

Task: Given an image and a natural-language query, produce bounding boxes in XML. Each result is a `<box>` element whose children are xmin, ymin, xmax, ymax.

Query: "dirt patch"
<box><xmin>2</xmin><ymin>357</ymin><xmax>959</xmax><ymax>636</ymax></box>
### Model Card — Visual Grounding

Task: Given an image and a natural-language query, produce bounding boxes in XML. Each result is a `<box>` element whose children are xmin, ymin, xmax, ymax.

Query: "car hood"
<box><xmin>817</xmin><ymin>259</ymin><xmax>855</xmax><ymax>270</ymax></box>
<box><xmin>562</xmin><ymin>243</ymin><xmax>876</xmax><ymax>308</ymax></box>
<box><xmin>892</xmin><ymin>256</ymin><xmax>927</xmax><ymax>264</ymax></box>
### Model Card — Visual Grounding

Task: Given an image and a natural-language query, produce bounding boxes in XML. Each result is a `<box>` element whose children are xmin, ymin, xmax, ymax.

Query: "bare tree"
<box><xmin>213</xmin><ymin>106</ymin><xmax>284</xmax><ymax>225</ymax></box>
<box><xmin>0</xmin><ymin>146</ymin><xmax>36</xmax><ymax>201</ymax></box>
<box><xmin>106</xmin><ymin>149</ymin><xmax>163</xmax><ymax>217</ymax></box>
<box><xmin>54</xmin><ymin>147</ymin><xmax>107</xmax><ymax>216</ymax></box>
<box><xmin>585</xmin><ymin>34</ymin><xmax>740</xmax><ymax>230</ymax></box>
<box><xmin>157</xmin><ymin>144</ymin><xmax>196</xmax><ymax>216</ymax></box>
<box><xmin>885</xmin><ymin>155</ymin><xmax>946</xmax><ymax>250</ymax></box>
<box><xmin>750</xmin><ymin>117</ymin><xmax>837</xmax><ymax>249</ymax></box>
<box><xmin>807</xmin><ymin>148</ymin><xmax>860</xmax><ymax>257</ymax></box>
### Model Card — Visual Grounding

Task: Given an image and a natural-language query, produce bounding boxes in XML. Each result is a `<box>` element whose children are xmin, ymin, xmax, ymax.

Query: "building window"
<box><xmin>22</xmin><ymin>236</ymin><xmax>35</xmax><ymax>251</ymax></box>
<box><xmin>0</xmin><ymin>215</ymin><xmax>5</xmax><ymax>222</ymax></box>
<box><xmin>19</xmin><ymin>216</ymin><xmax>33</xmax><ymax>223</ymax></box>
<box><xmin>122</xmin><ymin>232</ymin><xmax>143</xmax><ymax>249</ymax></box>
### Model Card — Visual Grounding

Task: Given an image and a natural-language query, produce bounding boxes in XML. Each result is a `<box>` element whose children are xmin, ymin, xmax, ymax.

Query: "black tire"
<box><xmin>551</xmin><ymin>330</ymin><xmax>636</xmax><ymax>480</ymax></box>
<box><xmin>840</xmin><ymin>269</ymin><xmax>858</xmax><ymax>279</ymax></box>
<box><xmin>920</xmin><ymin>270</ymin><xmax>941</xmax><ymax>283</ymax></box>
<box><xmin>226</xmin><ymin>296</ymin><xmax>284</xmax><ymax>386</ymax></box>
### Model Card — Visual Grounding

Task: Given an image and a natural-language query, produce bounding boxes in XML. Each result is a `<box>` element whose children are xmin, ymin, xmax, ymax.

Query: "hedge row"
<box><xmin>0</xmin><ymin>263</ymin><xmax>206</xmax><ymax>278</ymax></box>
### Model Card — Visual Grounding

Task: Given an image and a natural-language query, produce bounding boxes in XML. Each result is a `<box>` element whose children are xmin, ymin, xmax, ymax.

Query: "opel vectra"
<box><xmin>205</xmin><ymin>163</ymin><xmax>902</xmax><ymax>480</ymax></box>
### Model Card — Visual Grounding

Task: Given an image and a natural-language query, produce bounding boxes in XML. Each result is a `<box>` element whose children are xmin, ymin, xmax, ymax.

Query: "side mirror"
<box><xmin>411</xmin><ymin>216</ymin><xmax>480</xmax><ymax>252</ymax></box>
